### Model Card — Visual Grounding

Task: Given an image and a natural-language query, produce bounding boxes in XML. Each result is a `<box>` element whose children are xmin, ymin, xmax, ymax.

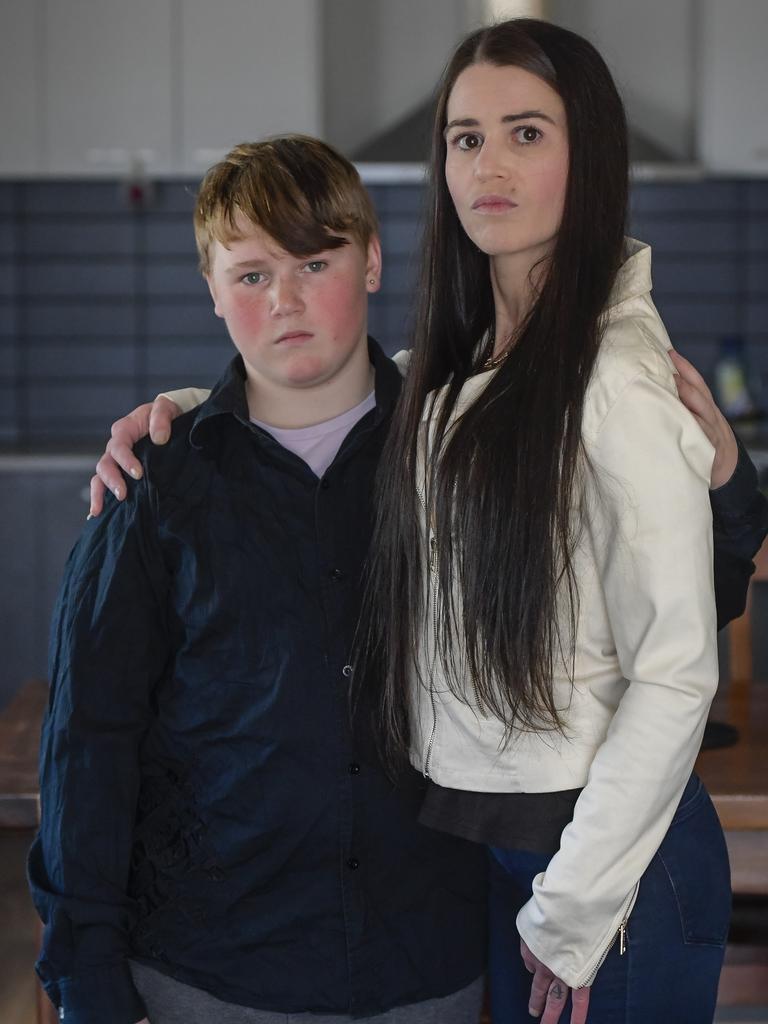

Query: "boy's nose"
<box><xmin>270</xmin><ymin>279</ymin><xmax>304</xmax><ymax>317</ymax></box>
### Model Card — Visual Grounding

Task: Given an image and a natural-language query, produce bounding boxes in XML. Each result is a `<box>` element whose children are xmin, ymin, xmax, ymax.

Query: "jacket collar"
<box><xmin>189</xmin><ymin>336</ymin><xmax>401</xmax><ymax>451</ymax></box>
<box><xmin>605</xmin><ymin>237</ymin><xmax>652</xmax><ymax>314</ymax></box>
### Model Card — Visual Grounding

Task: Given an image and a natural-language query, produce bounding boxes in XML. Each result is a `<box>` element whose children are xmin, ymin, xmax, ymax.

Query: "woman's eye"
<box><xmin>455</xmin><ymin>133</ymin><xmax>482</xmax><ymax>151</ymax></box>
<box><xmin>304</xmin><ymin>260</ymin><xmax>328</xmax><ymax>273</ymax></box>
<box><xmin>515</xmin><ymin>125</ymin><xmax>543</xmax><ymax>145</ymax></box>
<box><xmin>242</xmin><ymin>271</ymin><xmax>264</xmax><ymax>285</ymax></box>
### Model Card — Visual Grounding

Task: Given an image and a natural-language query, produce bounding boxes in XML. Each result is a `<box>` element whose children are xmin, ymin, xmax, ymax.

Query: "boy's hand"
<box><xmin>521</xmin><ymin>939</ymin><xmax>590</xmax><ymax>1024</ymax></box>
<box><xmin>88</xmin><ymin>396</ymin><xmax>181</xmax><ymax>517</ymax></box>
<box><xmin>670</xmin><ymin>349</ymin><xmax>738</xmax><ymax>490</ymax></box>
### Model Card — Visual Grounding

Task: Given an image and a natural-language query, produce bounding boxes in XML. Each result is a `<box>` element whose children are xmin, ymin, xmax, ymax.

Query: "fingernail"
<box><xmin>129</xmin><ymin>467</ymin><xmax>139</xmax><ymax>479</ymax></box>
<box><xmin>114</xmin><ymin>486</ymin><xmax>122</xmax><ymax>500</ymax></box>
<box><xmin>86</xmin><ymin>512</ymin><xmax>94</xmax><ymax>521</ymax></box>
<box><xmin>157</xmin><ymin>430</ymin><xmax>169</xmax><ymax>444</ymax></box>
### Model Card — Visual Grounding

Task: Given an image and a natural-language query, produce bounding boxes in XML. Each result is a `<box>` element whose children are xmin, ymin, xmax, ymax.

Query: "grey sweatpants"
<box><xmin>129</xmin><ymin>961</ymin><xmax>484</xmax><ymax>1024</ymax></box>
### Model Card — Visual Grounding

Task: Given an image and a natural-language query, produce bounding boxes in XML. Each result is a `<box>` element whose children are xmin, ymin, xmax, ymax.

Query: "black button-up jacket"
<box><xmin>28</xmin><ymin>342</ymin><xmax>488</xmax><ymax>1024</ymax></box>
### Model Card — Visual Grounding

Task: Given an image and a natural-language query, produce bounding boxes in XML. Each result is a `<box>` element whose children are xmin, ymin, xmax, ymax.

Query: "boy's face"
<box><xmin>206</xmin><ymin>215</ymin><xmax>381</xmax><ymax>393</ymax></box>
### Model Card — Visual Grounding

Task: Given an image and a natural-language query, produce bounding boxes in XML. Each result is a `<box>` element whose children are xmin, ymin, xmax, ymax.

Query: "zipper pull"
<box><xmin>619</xmin><ymin>920</ymin><xmax>628</xmax><ymax>956</ymax></box>
<box><xmin>429</xmin><ymin>536</ymin><xmax>437</xmax><ymax>569</ymax></box>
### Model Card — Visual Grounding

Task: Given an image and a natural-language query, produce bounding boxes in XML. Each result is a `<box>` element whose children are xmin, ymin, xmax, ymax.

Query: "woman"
<box><xmin>362</xmin><ymin>19</ymin><xmax>731</xmax><ymax>1024</ymax></box>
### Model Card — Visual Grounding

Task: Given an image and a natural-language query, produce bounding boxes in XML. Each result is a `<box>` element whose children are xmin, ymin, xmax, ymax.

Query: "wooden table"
<box><xmin>0</xmin><ymin>679</ymin><xmax>57</xmax><ymax>1024</ymax></box>
<box><xmin>0</xmin><ymin>678</ymin><xmax>46</xmax><ymax>830</ymax></box>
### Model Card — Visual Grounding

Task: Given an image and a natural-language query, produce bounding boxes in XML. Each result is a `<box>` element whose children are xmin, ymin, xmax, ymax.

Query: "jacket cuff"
<box><xmin>55</xmin><ymin>960</ymin><xmax>146</xmax><ymax>1024</ymax></box>
<box><xmin>710</xmin><ymin>434</ymin><xmax>759</xmax><ymax>520</ymax></box>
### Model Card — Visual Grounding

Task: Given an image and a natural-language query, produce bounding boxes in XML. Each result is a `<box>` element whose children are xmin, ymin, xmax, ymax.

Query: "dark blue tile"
<box><xmin>0</xmin><ymin>222</ymin><xmax>15</xmax><ymax>256</ymax></box>
<box><xmin>665</xmin><ymin>338</ymin><xmax>719</xmax><ymax>377</ymax></box>
<box><xmin>0</xmin><ymin>262</ymin><xmax>15</xmax><ymax>298</ymax></box>
<box><xmin>747</xmin><ymin>259</ymin><xmax>768</xmax><ymax>294</ymax></box>
<box><xmin>146</xmin><ymin>338</ymin><xmax>231</xmax><ymax>378</ymax></box>
<box><xmin>22</xmin><ymin>181</ymin><xmax>127</xmax><ymax>215</ymax></box>
<box><xmin>28</xmin><ymin>340</ymin><xmax>137</xmax><ymax>379</ymax></box>
<box><xmin>0</xmin><ymin>422</ymin><xmax>19</xmax><ymax>445</ymax></box>
<box><xmin>27</xmin><ymin>383</ymin><xmax>139</xmax><ymax>421</ymax></box>
<box><xmin>630</xmin><ymin>181</ymin><xmax>742</xmax><ymax>215</ymax></box>
<box><xmin>0</xmin><ymin>186</ymin><xmax>16</xmax><ymax>215</ymax></box>
<box><xmin>146</xmin><ymin>301</ymin><xmax>223</xmax><ymax>338</ymax></box>
<box><xmin>144</xmin><ymin>218</ymin><xmax>196</xmax><ymax>256</ymax></box>
<box><xmin>385</xmin><ymin>185</ymin><xmax>427</xmax><ymax>216</ymax></box>
<box><xmin>653</xmin><ymin>298</ymin><xmax>740</xmax><ymax>337</ymax></box>
<box><xmin>747</xmin><ymin>182</ymin><xmax>768</xmax><ymax>213</ymax></box>
<box><xmin>153</xmin><ymin>182</ymin><xmax>198</xmax><ymax>214</ymax></box>
<box><xmin>381</xmin><ymin>255</ymin><xmax>419</xmax><ymax>297</ymax></box>
<box><xmin>145</xmin><ymin>260</ymin><xmax>206</xmax><ymax>297</ymax></box>
<box><xmin>747</xmin><ymin>219</ymin><xmax>768</xmax><ymax>253</ymax></box>
<box><xmin>381</xmin><ymin>217</ymin><xmax>423</xmax><ymax>257</ymax></box>
<box><xmin>746</xmin><ymin>303</ymin><xmax>768</xmax><ymax>334</ymax></box>
<box><xmin>0</xmin><ymin>304</ymin><xmax>16</xmax><ymax>336</ymax></box>
<box><xmin>24</xmin><ymin>302</ymin><xmax>137</xmax><ymax>337</ymax></box>
<box><xmin>650</xmin><ymin>257</ymin><xmax>739</xmax><ymax>297</ymax></box>
<box><xmin>146</xmin><ymin>373</ymin><xmax>220</xmax><ymax>396</ymax></box>
<box><xmin>20</xmin><ymin>259</ymin><xmax>135</xmax><ymax>298</ymax></box>
<box><xmin>23</xmin><ymin>220</ymin><xmax>135</xmax><ymax>256</ymax></box>
<box><xmin>0</xmin><ymin>337</ymin><xmax>17</xmax><ymax>378</ymax></box>
<box><xmin>0</xmin><ymin>383</ymin><xmax>16</xmax><ymax>419</ymax></box>
<box><xmin>632</xmin><ymin>219</ymin><xmax>742</xmax><ymax>254</ymax></box>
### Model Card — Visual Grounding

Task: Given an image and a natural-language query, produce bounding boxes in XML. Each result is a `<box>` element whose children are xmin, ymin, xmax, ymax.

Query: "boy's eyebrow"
<box><xmin>444</xmin><ymin>110</ymin><xmax>556</xmax><ymax>135</ymax></box>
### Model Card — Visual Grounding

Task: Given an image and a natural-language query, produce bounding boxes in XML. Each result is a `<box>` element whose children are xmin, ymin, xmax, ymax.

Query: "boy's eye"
<box><xmin>242</xmin><ymin>271</ymin><xmax>265</xmax><ymax>285</ymax></box>
<box><xmin>514</xmin><ymin>125</ymin><xmax>543</xmax><ymax>145</ymax></box>
<box><xmin>454</xmin><ymin>132</ymin><xmax>482</xmax><ymax>151</ymax></box>
<box><xmin>304</xmin><ymin>260</ymin><xmax>328</xmax><ymax>273</ymax></box>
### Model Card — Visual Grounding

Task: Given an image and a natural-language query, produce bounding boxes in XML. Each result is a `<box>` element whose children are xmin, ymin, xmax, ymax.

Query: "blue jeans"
<box><xmin>488</xmin><ymin>775</ymin><xmax>730</xmax><ymax>1023</ymax></box>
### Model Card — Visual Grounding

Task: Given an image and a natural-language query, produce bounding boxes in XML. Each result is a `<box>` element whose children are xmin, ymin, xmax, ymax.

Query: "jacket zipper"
<box><xmin>579</xmin><ymin>882</ymin><xmax>638</xmax><ymax>988</ymax></box>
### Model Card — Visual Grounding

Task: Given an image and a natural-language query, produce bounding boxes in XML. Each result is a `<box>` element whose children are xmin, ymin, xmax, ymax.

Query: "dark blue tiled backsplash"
<box><xmin>1</xmin><ymin>177</ymin><xmax>767</xmax><ymax>447</ymax></box>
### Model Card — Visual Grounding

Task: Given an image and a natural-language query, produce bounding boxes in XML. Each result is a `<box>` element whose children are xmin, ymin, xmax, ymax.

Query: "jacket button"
<box><xmin>342</xmin><ymin>665</ymin><xmax>353</xmax><ymax>678</ymax></box>
<box><xmin>330</xmin><ymin>568</ymin><xmax>344</xmax><ymax>580</ymax></box>
<box><xmin>320</xmin><ymin>477</ymin><xmax>331</xmax><ymax>489</ymax></box>
<box><xmin>348</xmin><ymin>762</ymin><xmax>361</xmax><ymax>775</ymax></box>
<box><xmin>347</xmin><ymin>857</ymin><xmax>360</xmax><ymax>870</ymax></box>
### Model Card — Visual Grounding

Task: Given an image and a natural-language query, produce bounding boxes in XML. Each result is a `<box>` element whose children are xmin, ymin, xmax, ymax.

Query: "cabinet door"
<box><xmin>44</xmin><ymin>0</ymin><xmax>173</xmax><ymax>175</ymax></box>
<box><xmin>0</xmin><ymin>1</ymin><xmax>41</xmax><ymax>174</ymax></box>
<box><xmin>179</xmin><ymin>0</ymin><xmax>321</xmax><ymax>176</ymax></box>
<box><xmin>697</xmin><ymin>0</ymin><xmax>768</xmax><ymax>174</ymax></box>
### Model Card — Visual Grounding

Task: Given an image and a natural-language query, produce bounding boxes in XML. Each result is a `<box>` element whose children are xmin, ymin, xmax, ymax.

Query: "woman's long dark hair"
<box><xmin>360</xmin><ymin>19</ymin><xmax>629</xmax><ymax>766</ymax></box>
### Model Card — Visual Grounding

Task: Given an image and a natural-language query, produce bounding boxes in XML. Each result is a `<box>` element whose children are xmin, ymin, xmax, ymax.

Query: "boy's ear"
<box><xmin>205</xmin><ymin>274</ymin><xmax>224</xmax><ymax>318</ymax></box>
<box><xmin>365</xmin><ymin>236</ymin><xmax>383</xmax><ymax>294</ymax></box>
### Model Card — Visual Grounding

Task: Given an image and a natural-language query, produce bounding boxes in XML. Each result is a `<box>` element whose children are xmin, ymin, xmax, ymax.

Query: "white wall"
<box><xmin>322</xmin><ymin>0</ymin><xmax>470</xmax><ymax>155</ymax></box>
<box><xmin>548</xmin><ymin>0</ymin><xmax>696</xmax><ymax>160</ymax></box>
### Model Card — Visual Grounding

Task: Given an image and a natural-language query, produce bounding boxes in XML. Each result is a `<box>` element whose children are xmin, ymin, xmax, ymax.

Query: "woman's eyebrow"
<box><xmin>444</xmin><ymin>110</ymin><xmax>556</xmax><ymax>134</ymax></box>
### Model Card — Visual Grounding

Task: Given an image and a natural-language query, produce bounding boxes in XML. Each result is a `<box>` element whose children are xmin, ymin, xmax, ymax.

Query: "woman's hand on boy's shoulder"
<box><xmin>88</xmin><ymin>396</ymin><xmax>181</xmax><ymax>518</ymax></box>
<box><xmin>670</xmin><ymin>349</ymin><xmax>738</xmax><ymax>490</ymax></box>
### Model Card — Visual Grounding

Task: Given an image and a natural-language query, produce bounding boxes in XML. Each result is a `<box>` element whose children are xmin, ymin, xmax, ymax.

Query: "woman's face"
<box><xmin>444</xmin><ymin>62</ymin><xmax>569</xmax><ymax>270</ymax></box>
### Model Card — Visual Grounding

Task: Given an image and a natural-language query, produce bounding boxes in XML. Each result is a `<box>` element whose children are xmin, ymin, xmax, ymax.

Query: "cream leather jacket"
<box><xmin>407</xmin><ymin>238</ymin><xmax>718</xmax><ymax>988</ymax></box>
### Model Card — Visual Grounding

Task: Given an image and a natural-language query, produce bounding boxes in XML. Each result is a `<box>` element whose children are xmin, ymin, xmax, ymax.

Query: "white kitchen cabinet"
<box><xmin>179</xmin><ymin>0</ymin><xmax>321</xmax><ymax>175</ymax></box>
<box><xmin>43</xmin><ymin>0</ymin><xmax>174</xmax><ymax>175</ymax></box>
<box><xmin>697</xmin><ymin>0</ymin><xmax>768</xmax><ymax>175</ymax></box>
<box><xmin>0</xmin><ymin>2</ymin><xmax>42</xmax><ymax>175</ymax></box>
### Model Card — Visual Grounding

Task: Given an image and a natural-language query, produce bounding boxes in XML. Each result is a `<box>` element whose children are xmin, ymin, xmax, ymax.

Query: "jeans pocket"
<box><xmin>656</xmin><ymin>781</ymin><xmax>731</xmax><ymax>947</ymax></box>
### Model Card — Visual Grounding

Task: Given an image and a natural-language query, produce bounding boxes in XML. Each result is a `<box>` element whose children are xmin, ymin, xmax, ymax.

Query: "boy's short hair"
<box><xmin>194</xmin><ymin>135</ymin><xmax>379</xmax><ymax>274</ymax></box>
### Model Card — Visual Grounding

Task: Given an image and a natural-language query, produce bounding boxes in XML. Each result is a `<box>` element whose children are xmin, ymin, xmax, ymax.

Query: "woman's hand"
<box><xmin>88</xmin><ymin>396</ymin><xmax>181</xmax><ymax>517</ymax></box>
<box><xmin>521</xmin><ymin>939</ymin><xmax>590</xmax><ymax>1024</ymax></box>
<box><xmin>670</xmin><ymin>349</ymin><xmax>738</xmax><ymax>490</ymax></box>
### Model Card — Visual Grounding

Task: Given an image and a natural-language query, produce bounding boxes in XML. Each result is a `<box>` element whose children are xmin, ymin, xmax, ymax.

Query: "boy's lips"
<box><xmin>276</xmin><ymin>330</ymin><xmax>314</xmax><ymax>344</ymax></box>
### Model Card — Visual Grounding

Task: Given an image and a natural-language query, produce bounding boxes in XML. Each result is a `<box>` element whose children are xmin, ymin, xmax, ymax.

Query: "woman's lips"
<box><xmin>471</xmin><ymin>195</ymin><xmax>518</xmax><ymax>213</ymax></box>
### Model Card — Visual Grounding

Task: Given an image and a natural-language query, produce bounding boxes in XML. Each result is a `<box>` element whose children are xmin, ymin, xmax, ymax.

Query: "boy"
<box><xmin>29</xmin><ymin>137</ymin><xmax>488</xmax><ymax>1024</ymax></box>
